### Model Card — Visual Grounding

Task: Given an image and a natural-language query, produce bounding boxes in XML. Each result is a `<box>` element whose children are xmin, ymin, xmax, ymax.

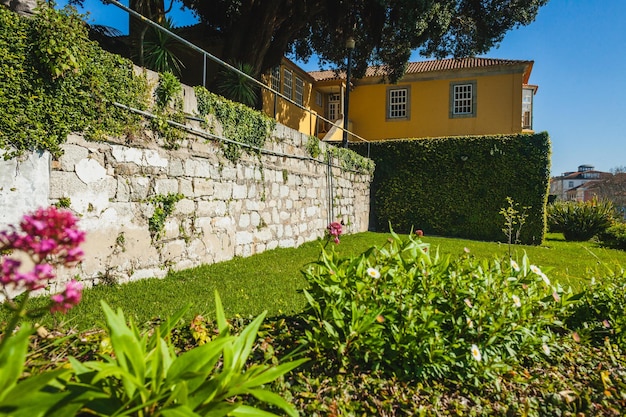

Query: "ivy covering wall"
<box><xmin>352</xmin><ymin>133</ymin><xmax>551</xmax><ymax>244</ymax></box>
<box><xmin>0</xmin><ymin>5</ymin><xmax>148</xmax><ymax>158</ymax></box>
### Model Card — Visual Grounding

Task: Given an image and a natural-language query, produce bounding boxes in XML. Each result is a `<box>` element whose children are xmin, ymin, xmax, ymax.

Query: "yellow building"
<box><xmin>263</xmin><ymin>57</ymin><xmax>537</xmax><ymax>143</ymax></box>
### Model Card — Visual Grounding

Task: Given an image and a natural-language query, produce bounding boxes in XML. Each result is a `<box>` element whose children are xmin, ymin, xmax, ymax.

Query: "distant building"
<box><xmin>550</xmin><ymin>165</ymin><xmax>611</xmax><ymax>201</ymax></box>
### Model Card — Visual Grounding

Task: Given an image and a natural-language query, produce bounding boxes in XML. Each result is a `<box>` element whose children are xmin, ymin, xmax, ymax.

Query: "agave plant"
<box><xmin>216</xmin><ymin>62</ymin><xmax>260</xmax><ymax>108</ymax></box>
<box><xmin>143</xmin><ymin>16</ymin><xmax>185</xmax><ymax>75</ymax></box>
<box><xmin>547</xmin><ymin>198</ymin><xmax>615</xmax><ymax>241</ymax></box>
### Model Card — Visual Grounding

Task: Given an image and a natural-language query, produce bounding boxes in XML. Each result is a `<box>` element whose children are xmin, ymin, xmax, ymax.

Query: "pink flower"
<box><xmin>1</xmin><ymin>207</ymin><xmax>85</xmax><ymax>264</ymax></box>
<box><xmin>415</xmin><ymin>229</ymin><xmax>424</xmax><ymax>237</ymax></box>
<box><xmin>0</xmin><ymin>257</ymin><xmax>21</xmax><ymax>285</ymax></box>
<box><xmin>328</xmin><ymin>221</ymin><xmax>342</xmax><ymax>236</ymax></box>
<box><xmin>50</xmin><ymin>280</ymin><xmax>83</xmax><ymax>314</ymax></box>
<box><xmin>1</xmin><ymin>207</ymin><xmax>85</xmax><ymax>299</ymax></box>
<box><xmin>327</xmin><ymin>221</ymin><xmax>343</xmax><ymax>244</ymax></box>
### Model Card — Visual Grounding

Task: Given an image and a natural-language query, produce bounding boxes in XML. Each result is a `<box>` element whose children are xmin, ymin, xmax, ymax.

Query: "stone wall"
<box><xmin>0</xmin><ymin>122</ymin><xmax>371</xmax><ymax>289</ymax></box>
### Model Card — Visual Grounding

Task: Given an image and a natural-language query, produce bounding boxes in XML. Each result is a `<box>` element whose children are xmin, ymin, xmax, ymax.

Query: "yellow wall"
<box><xmin>348</xmin><ymin>72</ymin><xmax>525</xmax><ymax>141</ymax></box>
<box><xmin>260</xmin><ymin>61</ymin><xmax>323</xmax><ymax>137</ymax></box>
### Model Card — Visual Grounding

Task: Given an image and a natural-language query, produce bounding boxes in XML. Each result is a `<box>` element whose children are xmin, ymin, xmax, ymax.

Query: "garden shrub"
<box><xmin>350</xmin><ymin>133</ymin><xmax>551</xmax><ymax>244</ymax></box>
<box><xmin>302</xmin><ymin>230</ymin><xmax>575</xmax><ymax>384</ymax></box>
<box><xmin>565</xmin><ymin>268</ymin><xmax>626</xmax><ymax>350</ymax></box>
<box><xmin>597</xmin><ymin>222</ymin><xmax>626</xmax><ymax>250</ymax></box>
<box><xmin>547</xmin><ymin>199</ymin><xmax>615</xmax><ymax>241</ymax></box>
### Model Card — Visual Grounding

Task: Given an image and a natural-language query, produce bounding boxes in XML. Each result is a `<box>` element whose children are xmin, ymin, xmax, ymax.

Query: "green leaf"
<box><xmin>229</xmin><ymin>404</ymin><xmax>282</xmax><ymax>417</ymax></box>
<box><xmin>247</xmin><ymin>388</ymin><xmax>300</xmax><ymax>417</ymax></box>
<box><xmin>0</xmin><ymin>323</ymin><xmax>32</xmax><ymax>399</ymax></box>
<box><xmin>161</xmin><ymin>405</ymin><xmax>203</xmax><ymax>417</ymax></box>
<box><xmin>238</xmin><ymin>358</ymin><xmax>308</xmax><ymax>391</ymax></box>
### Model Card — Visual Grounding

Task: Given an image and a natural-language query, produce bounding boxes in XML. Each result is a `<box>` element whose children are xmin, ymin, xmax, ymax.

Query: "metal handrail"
<box><xmin>106</xmin><ymin>0</ymin><xmax>369</xmax><ymax>145</ymax></box>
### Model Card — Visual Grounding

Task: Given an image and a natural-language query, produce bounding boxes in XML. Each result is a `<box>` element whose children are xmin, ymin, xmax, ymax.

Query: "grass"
<box><xmin>4</xmin><ymin>231</ymin><xmax>626</xmax><ymax>331</ymax></box>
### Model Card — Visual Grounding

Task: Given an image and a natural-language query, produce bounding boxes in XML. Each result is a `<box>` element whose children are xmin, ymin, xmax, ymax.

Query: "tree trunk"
<box><xmin>2</xmin><ymin>0</ymin><xmax>39</xmax><ymax>16</ymax></box>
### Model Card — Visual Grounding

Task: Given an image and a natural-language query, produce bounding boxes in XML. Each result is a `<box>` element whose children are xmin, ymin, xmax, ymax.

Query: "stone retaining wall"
<box><xmin>0</xmin><ymin>122</ymin><xmax>371</xmax><ymax>289</ymax></box>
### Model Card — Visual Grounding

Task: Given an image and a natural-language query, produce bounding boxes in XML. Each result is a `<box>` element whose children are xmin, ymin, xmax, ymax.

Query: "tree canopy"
<box><xmin>181</xmin><ymin>0</ymin><xmax>549</xmax><ymax>81</ymax></box>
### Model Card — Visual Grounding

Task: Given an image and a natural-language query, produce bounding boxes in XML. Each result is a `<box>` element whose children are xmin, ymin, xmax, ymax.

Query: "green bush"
<box><xmin>547</xmin><ymin>199</ymin><xmax>615</xmax><ymax>241</ymax></box>
<box><xmin>565</xmin><ymin>269</ymin><xmax>626</xmax><ymax>350</ymax></box>
<box><xmin>351</xmin><ymin>133</ymin><xmax>550</xmax><ymax>245</ymax></box>
<box><xmin>597</xmin><ymin>222</ymin><xmax>626</xmax><ymax>250</ymax></box>
<box><xmin>302</xmin><ymin>230</ymin><xmax>575</xmax><ymax>384</ymax></box>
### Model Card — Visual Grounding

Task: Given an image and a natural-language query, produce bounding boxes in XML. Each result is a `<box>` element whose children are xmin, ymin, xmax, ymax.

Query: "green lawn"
<box><xmin>7</xmin><ymin>231</ymin><xmax>626</xmax><ymax>331</ymax></box>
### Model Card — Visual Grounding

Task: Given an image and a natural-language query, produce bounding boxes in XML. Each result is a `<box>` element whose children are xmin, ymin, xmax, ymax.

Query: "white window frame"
<box><xmin>522</xmin><ymin>87</ymin><xmax>534</xmax><ymax>129</ymax></box>
<box><xmin>315</xmin><ymin>91</ymin><xmax>323</xmax><ymax>107</ymax></box>
<box><xmin>283</xmin><ymin>69</ymin><xmax>293</xmax><ymax>99</ymax></box>
<box><xmin>450</xmin><ymin>81</ymin><xmax>477</xmax><ymax>118</ymax></box>
<box><xmin>295</xmin><ymin>76</ymin><xmax>304</xmax><ymax>106</ymax></box>
<box><xmin>270</xmin><ymin>66</ymin><xmax>281</xmax><ymax>92</ymax></box>
<box><xmin>386</xmin><ymin>86</ymin><xmax>410</xmax><ymax>120</ymax></box>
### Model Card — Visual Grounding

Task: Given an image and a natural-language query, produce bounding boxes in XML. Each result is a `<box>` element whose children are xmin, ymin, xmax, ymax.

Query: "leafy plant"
<box><xmin>547</xmin><ymin>198</ymin><xmax>615</xmax><ymax>241</ymax></box>
<box><xmin>150</xmin><ymin>72</ymin><xmax>186</xmax><ymax>149</ymax></box>
<box><xmin>306</xmin><ymin>135</ymin><xmax>321</xmax><ymax>159</ymax></box>
<box><xmin>143</xmin><ymin>17</ymin><xmax>185</xmax><ymax>76</ymax></box>
<box><xmin>216</xmin><ymin>62</ymin><xmax>260</xmax><ymax>108</ymax></box>
<box><xmin>194</xmin><ymin>86</ymin><xmax>275</xmax><ymax>162</ymax></box>
<box><xmin>147</xmin><ymin>193</ymin><xmax>184</xmax><ymax>241</ymax></box>
<box><xmin>597</xmin><ymin>222</ymin><xmax>626</xmax><ymax>250</ymax></box>
<box><xmin>302</xmin><ymin>230</ymin><xmax>576</xmax><ymax>384</ymax></box>
<box><xmin>500</xmin><ymin>196</ymin><xmax>530</xmax><ymax>257</ymax></box>
<box><xmin>0</xmin><ymin>6</ymin><xmax>148</xmax><ymax>158</ymax></box>
<box><xmin>0</xmin><ymin>207</ymin><xmax>85</xmax><ymax>416</ymax></box>
<box><xmin>351</xmin><ymin>133</ymin><xmax>550</xmax><ymax>244</ymax></box>
<box><xmin>565</xmin><ymin>268</ymin><xmax>626</xmax><ymax>350</ymax></box>
<box><xmin>154</xmin><ymin>71</ymin><xmax>182</xmax><ymax>109</ymax></box>
<box><xmin>326</xmin><ymin>145</ymin><xmax>375</xmax><ymax>175</ymax></box>
<box><xmin>67</xmin><ymin>292</ymin><xmax>306</xmax><ymax>416</ymax></box>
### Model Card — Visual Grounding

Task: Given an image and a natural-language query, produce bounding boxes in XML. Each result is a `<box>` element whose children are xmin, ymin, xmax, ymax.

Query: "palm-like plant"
<box><xmin>143</xmin><ymin>16</ymin><xmax>185</xmax><ymax>75</ymax></box>
<box><xmin>216</xmin><ymin>62</ymin><xmax>259</xmax><ymax>108</ymax></box>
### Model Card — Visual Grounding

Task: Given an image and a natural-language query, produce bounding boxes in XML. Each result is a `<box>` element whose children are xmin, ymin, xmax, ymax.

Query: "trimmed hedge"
<box><xmin>352</xmin><ymin>133</ymin><xmax>551</xmax><ymax>244</ymax></box>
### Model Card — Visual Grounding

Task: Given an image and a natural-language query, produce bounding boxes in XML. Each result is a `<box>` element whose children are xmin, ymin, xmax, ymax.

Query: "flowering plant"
<box><xmin>302</xmin><ymin>228</ymin><xmax>577</xmax><ymax>384</ymax></box>
<box><xmin>0</xmin><ymin>206</ymin><xmax>85</xmax><ymax>414</ymax></box>
<box><xmin>326</xmin><ymin>221</ymin><xmax>342</xmax><ymax>245</ymax></box>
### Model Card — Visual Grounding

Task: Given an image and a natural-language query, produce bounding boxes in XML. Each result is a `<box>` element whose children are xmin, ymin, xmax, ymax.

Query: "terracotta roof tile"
<box><xmin>309</xmin><ymin>57</ymin><xmax>533</xmax><ymax>81</ymax></box>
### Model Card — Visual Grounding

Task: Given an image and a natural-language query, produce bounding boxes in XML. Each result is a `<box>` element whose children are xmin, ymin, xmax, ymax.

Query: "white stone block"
<box><xmin>238</xmin><ymin>213</ymin><xmax>250</xmax><ymax>228</ymax></box>
<box><xmin>75</xmin><ymin>158</ymin><xmax>107</xmax><ymax>184</ymax></box>
<box><xmin>58</xmin><ymin>145</ymin><xmax>88</xmax><ymax>171</ymax></box>
<box><xmin>232</xmin><ymin>183</ymin><xmax>248</xmax><ymax>199</ymax></box>
<box><xmin>236</xmin><ymin>230</ymin><xmax>253</xmax><ymax>245</ymax></box>
<box><xmin>155</xmin><ymin>178</ymin><xmax>179</xmax><ymax>195</ymax></box>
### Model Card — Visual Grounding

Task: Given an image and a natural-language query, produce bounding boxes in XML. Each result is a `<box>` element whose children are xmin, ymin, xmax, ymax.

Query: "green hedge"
<box><xmin>351</xmin><ymin>133</ymin><xmax>551</xmax><ymax>244</ymax></box>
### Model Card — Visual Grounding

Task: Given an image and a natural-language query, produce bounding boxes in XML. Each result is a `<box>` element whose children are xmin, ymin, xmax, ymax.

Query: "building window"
<box><xmin>568</xmin><ymin>181</ymin><xmax>574</xmax><ymax>188</ymax></box>
<box><xmin>270</xmin><ymin>66</ymin><xmax>280</xmax><ymax>92</ymax></box>
<box><xmin>283</xmin><ymin>69</ymin><xmax>293</xmax><ymax>99</ymax></box>
<box><xmin>387</xmin><ymin>86</ymin><xmax>410</xmax><ymax>119</ymax></box>
<box><xmin>295</xmin><ymin>76</ymin><xmax>304</xmax><ymax>106</ymax></box>
<box><xmin>450</xmin><ymin>81</ymin><xmax>476</xmax><ymax>118</ymax></box>
<box><xmin>522</xmin><ymin>87</ymin><xmax>534</xmax><ymax>129</ymax></box>
<box><xmin>315</xmin><ymin>91</ymin><xmax>323</xmax><ymax>107</ymax></box>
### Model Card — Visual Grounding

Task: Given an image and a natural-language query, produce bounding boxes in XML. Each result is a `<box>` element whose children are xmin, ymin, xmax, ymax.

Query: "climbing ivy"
<box><xmin>326</xmin><ymin>145</ymin><xmax>375</xmax><ymax>175</ymax></box>
<box><xmin>147</xmin><ymin>193</ymin><xmax>184</xmax><ymax>241</ymax></box>
<box><xmin>0</xmin><ymin>6</ymin><xmax>149</xmax><ymax>158</ymax></box>
<box><xmin>151</xmin><ymin>72</ymin><xmax>186</xmax><ymax>149</ymax></box>
<box><xmin>194</xmin><ymin>86</ymin><xmax>275</xmax><ymax>162</ymax></box>
<box><xmin>306</xmin><ymin>135</ymin><xmax>321</xmax><ymax>159</ymax></box>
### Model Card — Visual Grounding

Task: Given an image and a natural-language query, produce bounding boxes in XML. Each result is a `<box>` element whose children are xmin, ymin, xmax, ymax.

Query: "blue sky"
<box><xmin>65</xmin><ymin>0</ymin><xmax>626</xmax><ymax>177</ymax></box>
